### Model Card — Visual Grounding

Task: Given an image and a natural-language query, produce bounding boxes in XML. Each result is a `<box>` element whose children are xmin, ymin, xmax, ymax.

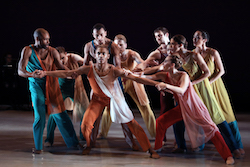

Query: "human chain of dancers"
<box><xmin>17</xmin><ymin>23</ymin><xmax>245</xmax><ymax>165</ymax></box>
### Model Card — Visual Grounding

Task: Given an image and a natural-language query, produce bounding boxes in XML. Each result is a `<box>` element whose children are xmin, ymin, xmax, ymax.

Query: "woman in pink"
<box><xmin>142</xmin><ymin>55</ymin><xmax>234</xmax><ymax>165</ymax></box>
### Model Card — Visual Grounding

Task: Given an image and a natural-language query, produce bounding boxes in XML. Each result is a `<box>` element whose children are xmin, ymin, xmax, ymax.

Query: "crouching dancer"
<box><xmin>38</xmin><ymin>46</ymin><xmax>160</xmax><ymax>158</ymax></box>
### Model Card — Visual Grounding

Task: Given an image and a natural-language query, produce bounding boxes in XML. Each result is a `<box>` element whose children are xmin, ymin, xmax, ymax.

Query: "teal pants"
<box><xmin>29</xmin><ymin>81</ymin><xmax>79</xmax><ymax>150</ymax></box>
<box><xmin>45</xmin><ymin>84</ymin><xmax>84</xmax><ymax>144</ymax></box>
<box><xmin>229</xmin><ymin>120</ymin><xmax>243</xmax><ymax>149</ymax></box>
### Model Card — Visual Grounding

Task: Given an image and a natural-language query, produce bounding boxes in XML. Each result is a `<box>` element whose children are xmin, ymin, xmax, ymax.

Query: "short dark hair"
<box><xmin>114</xmin><ymin>34</ymin><xmax>127</xmax><ymax>43</ymax></box>
<box><xmin>198</xmin><ymin>30</ymin><xmax>210</xmax><ymax>42</ymax></box>
<box><xmin>168</xmin><ymin>54</ymin><xmax>183</xmax><ymax>69</ymax></box>
<box><xmin>55</xmin><ymin>46</ymin><xmax>66</xmax><ymax>53</ymax></box>
<box><xmin>92</xmin><ymin>23</ymin><xmax>106</xmax><ymax>31</ymax></box>
<box><xmin>95</xmin><ymin>45</ymin><xmax>109</xmax><ymax>53</ymax></box>
<box><xmin>154</xmin><ymin>27</ymin><xmax>168</xmax><ymax>35</ymax></box>
<box><xmin>172</xmin><ymin>34</ymin><xmax>188</xmax><ymax>49</ymax></box>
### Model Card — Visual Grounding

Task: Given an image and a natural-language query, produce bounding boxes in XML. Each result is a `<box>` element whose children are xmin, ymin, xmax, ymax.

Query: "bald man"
<box><xmin>18</xmin><ymin>28</ymin><xmax>81</xmax><ymax>154</ymax></box>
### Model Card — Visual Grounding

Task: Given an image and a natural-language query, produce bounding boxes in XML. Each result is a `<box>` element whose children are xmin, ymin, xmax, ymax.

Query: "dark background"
<box><xmin>0</xmin><ymin>1</ymin><xmax>249</xmax><ymax>112</ymax></box>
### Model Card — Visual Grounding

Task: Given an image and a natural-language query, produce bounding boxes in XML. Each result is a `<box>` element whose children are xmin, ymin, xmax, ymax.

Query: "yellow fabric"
<box><xmin>121</xmin><ymin>52</ymin><xmax>149</xmax><ymax>106</ymax></box>
<box><xmin>182</xmin><ymin>56</ymin><xmax>225</xmax><ymax>125</ymax></box>
<box><xmin>204</xmin><ymin>54</ymin><xmax>236</xmax><ymax>123</ymax></box>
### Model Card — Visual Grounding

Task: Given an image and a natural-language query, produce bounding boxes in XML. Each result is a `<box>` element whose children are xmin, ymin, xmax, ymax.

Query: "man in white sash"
<box><xmin>40</xmin><ymin>46</ymin><xmax>160</xmax><ymax>158</ymax></box>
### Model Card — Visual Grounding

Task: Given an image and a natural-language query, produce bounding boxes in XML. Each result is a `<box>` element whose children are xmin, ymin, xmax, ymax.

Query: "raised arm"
<box><xmin>111</xmin><ymin>42</ymin><xmax>121</xmax><ymax>67</ymax></box>
<box><xmin>156</xmin><ymin>73</ymin><xmax>189</xmax><ymax>95</ymax></box>
<box><xmin>192</xmin><ymin>52</ymin><xmax>211</xmax><ymax>85</ymax></box>
<box><xmin>83</xmin><ymin>43</ymin><xmax>93</xmax><ymax>65</ymax></box>
<box><xmin>18</xmin><ymin>46</ymin><xmax>42</xmax><ymax>78</ymax></box>
<box><xmin>208</xmin><ymin>49</ymin><xmax>225</xmax><ymax>84</ymax></box>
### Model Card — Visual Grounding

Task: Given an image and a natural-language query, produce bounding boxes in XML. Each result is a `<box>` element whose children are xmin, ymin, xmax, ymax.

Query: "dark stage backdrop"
<box><xmin>0</xmin><ymin>1</ymin><xmax>249</xmax><ymax>112</ymax></box>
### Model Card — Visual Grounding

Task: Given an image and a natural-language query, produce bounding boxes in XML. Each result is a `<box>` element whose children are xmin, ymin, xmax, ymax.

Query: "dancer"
<box><xmin>136</xmin><ymin>27</ymin><xmax>170</xmax><ymax>70</ymax></box>
<box><xmin>98</xmin><ymin>34</ymin><xmax>156</xmax><ymax>141</ymax></box>
<box><xmin>83</xmin><ymin>23</ymin><xmax>120</xmax><ymax>67</ymax></box>
<box><xmin>82</xmin><ymin>23</ymin><xmax>121</xmax><ymax>145</ymax></box>
<box><xmin>193</xmin><ymin>30</ymin><xmax>244</xmax><ymax>155</ymax></box>
<box><xmin>169</xmin><ymin>34</ymin><xmax>241</xmax><ymax>158</ymax></box>
<box><xmin>44</xmin><ymin>46</ymin><xmax>89</xmax><ymax>146</ymax></box>
<box><xmin>39</xmin><ymin>46</ymin><xmax>160</xmax><ymax>158</ymax></box>
<box><xmin>135</xmin><ymin>27</ymin><xmax>182</xmax><ymax>149</ymax></box>
<box><xmin>148</xmin><ymin>54</ymin><xmax>234</xmax><ymax>165</ymax></box>
<box><xmin>17</xmin><ymin>28</ymin><xmax>81</xmax><ymax>154</ymax></box>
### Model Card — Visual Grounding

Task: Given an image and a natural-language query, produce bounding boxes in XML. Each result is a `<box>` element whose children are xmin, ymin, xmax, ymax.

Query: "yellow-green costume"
<box><xmin>204</xmin><ymin>52</ymin><xmax>243</xmax><ymax>149</ymax></box>
<box><xmin>182</xmin><ymin>55</ymin><xmax>239</xmax><ymax>151</ymax></box>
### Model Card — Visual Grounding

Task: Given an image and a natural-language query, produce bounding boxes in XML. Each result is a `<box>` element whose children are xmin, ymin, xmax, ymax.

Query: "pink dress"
<box><xmin>177</xmin><ymin>80</ymin><xmax>219</xmax><ymax>148</ymax></box>
<box><xmin>155</xmin><ymin>73</ymin><xmax>219</xmax><ymax>149</ymax></box>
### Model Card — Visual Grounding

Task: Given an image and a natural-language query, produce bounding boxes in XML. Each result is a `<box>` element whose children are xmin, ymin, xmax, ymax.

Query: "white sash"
<box><xmin>92</xmin><ymin>66</ymin><xmax>134</xmax><ymax>123</ymax></box>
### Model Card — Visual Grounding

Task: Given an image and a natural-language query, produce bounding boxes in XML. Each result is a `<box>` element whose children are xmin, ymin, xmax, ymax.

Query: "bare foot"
<box><xmin>97</xmin><ymin>133</ymin><xmax>106</xmax><ymax>140</ymax></box>
<box><xmin>233</xmin><ymin>149</ymin><xmax>242</xmax><ymax>159</ymax></box>
<box><xmin>132</xmin><ymin>144</ymin><xmax>140</xmax><ymax>151</ymax></box>
<box><xmin>44</xmin><ymin>141</ymin><xmax>52</xmax><ymax>147</ymax></box>
<box><xmin>82</xmin><ymin>147</ymin><xmax>91</xmax><ymax>155</ymax></box>
<box><xmin>32</xmin><ymin>148</ymin><xmax>43</xmax><ymax>154</ymax></box>
<box><xmin>226</xmin><ymin>156</ymin><xmax>234</xmax><ymax>165</ymax></box>
<box><xmin>148</xmin><ymin>148</ymin><xmax>160</xmax><ymax>159</ymax></box>
<box><xmin>239</xmin><ymin>148</ymin><xmax>245</xmax><ymax>155</ymax></box>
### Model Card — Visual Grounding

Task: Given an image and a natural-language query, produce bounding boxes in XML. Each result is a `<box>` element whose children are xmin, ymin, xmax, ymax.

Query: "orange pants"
<box><xmin>81</xmin><ymin>93</ymin><xmax>151</xmax><ymax>151</ymax></box>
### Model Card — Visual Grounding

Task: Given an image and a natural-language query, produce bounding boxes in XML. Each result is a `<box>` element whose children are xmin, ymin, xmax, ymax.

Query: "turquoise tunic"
<box><xmin>27</xmin><ymin>45</ymin><xmax>79</xmax><ymax>150</ymax></box>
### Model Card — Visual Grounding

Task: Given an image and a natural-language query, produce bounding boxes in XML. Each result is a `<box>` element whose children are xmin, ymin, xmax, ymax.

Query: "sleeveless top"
<box><xmin>204</xmin><ymin>52</ymin><xmax>236</xmax><ymax>123</ymax></box>
<box><xmin>182</xmin><ymin>55</ymin><xmax>225</xmax><ymax>125</ymax></box>
<box><xmin>157</xmin><ymin>48</ymin><xmax>168</xmax><ymax>64</ymax></box>
<box><xmin>87</xmin><ymin>65</ymin><xmax>134</xmax><ymax>123</ymax></box>
<box><xmin>27</xmin><ymin>45</ymin><xmax>65</xmax><ymax>115</ymax></box>
<box><xmin>120</xmin><ymin>50</ymin><xmax>149</xmax><ymax>105</ymax></box>
<box><xmin>92</xmin><ymin>40</ymin><xmax>114</xmax><ymax>64</ymax></box>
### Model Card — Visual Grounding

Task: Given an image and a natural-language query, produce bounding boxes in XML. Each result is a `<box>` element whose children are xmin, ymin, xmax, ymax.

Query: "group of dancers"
<box><xmin>17</xmin><ymin>23</ymin><xmax>244</xmax><ymax>165</ymax></box>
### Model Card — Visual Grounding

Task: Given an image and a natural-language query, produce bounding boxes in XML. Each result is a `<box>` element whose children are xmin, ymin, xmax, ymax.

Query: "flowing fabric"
<box><xmin>164</xmin><ymin>72</ymin><xmax>219</xmax><ymax>148</ymax></box>
<box><xmin>204</xmin><ymin>53</ymin><xmax>236</xmax><ymax>123</ymax></box>
<box><xmin>177</xmin><ymin>81</ymin><xmax>219</xmax><ymax>148</ymax></box>
<box><xmin>120</xmin><ymin>53</ymin><xmax>149</xmax><ymax>106</ymax></box>
<box><xmin>182</xmin><ymin>55</ymin><xmax>225</xmax><ymax>125</ymax></box>
<box><xmin>92</xmin><ymin>65</ymin><xmax>134</xmax><ymax>123</ymax></box>
<box><xmin>66</xmin><ymin>55</ymin><xmax>89</xmax><ymax>122</ymax></box>
<box><xmin>28</xmin><ymin>45</ymin><xmax>65</xmax><ymax>115</ymax></box>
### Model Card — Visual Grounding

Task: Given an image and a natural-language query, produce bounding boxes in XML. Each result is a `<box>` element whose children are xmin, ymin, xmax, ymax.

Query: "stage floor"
<box><xmin>0</xmin><ymin>109</ymin><xmax>249</xmax><ymax>167</ymax></box>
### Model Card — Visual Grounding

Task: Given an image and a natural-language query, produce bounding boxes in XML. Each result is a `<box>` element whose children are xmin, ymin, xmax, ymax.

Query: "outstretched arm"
<box><xmin>156</xmin><ymin>73</ymin><xmax>189</xmax><ymax>95</ymax></box>
<box><xmin>114</xmin><ymin>67</ymin><xmax>159</xmax><ymax>86</ymax></box>
<box><xmin>44</xmin><ymin>65</ymin><xmax>90</xmax><ymax>78</ymax></box>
